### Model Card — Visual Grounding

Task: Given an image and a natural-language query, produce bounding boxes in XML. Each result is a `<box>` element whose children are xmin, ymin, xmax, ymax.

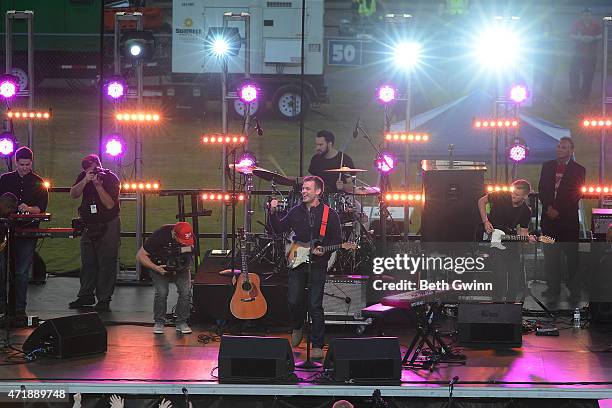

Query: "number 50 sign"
<box><xmin>327</xmin><ymin>39</ymin><xmax>363</xmax><ymax>66</ymax></box>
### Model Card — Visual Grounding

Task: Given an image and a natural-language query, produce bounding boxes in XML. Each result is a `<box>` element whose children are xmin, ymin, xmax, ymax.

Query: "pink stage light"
<box><xmin>104</xmin><ymin>137</ymin><xmax>125</xmax><ymax>157</ymax></box>
<box><xmin>0</xmin><ymin>134</ymin><xmax>16</xmax><ymax>157</ymax></box>
<box><xmin>0</xmin><ymin>75</ymin><xmax>18</xmax><ymax>99</ymax></box>
<box><xmin>377</xmin><ymin>85</ymin><xmax>396</xmax><ymax>104</ymax></box>
<box><xmin>375</xmin><ymin>152</ymin><xmax>395</xmax><ymax>173</ymax></box>
<box><xmin>239</xmin><ymin>84</ymin><xmax>258</xmax><ymax>103</ymax></box>
<box><xmin>509</xmin><ymin>85</ymin><xmax>528</xmax><ymax>104</ymax></box>
<box><xmin>106</xmin><ymin>80</ymin><xmax>125</xmax><ymax>99</ymax></box>
<box><xmin>509</xmin><ymin>143</ymin><xmax>527</xmax><ymax>162</ymax></box>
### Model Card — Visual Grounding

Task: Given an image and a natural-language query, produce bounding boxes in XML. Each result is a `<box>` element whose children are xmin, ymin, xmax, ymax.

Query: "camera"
<box><xmin>91</xmin><ymin>167</ymin><xmax>106</xmax><ymax>176</ymax></box>
<box><xmin>154</xmin><ymin>243</ymin><xmax>193</xmax><ymax>273</ymax></box>
<box><xmin>71</xmin><ymin>218</ymin><xmax>86</xmax><ymax>236</ymax></box>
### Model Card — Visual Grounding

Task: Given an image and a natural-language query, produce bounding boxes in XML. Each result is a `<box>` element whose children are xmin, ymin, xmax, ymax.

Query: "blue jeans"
<box><xmin>0</xmin><ymin>238</ymin><xmax>37</xmax><ymax>312</ymax></box>
<box><xmin>150</xmin><ymin>268</ymin><xmax>192</xmax><ymax>324</ymax></box>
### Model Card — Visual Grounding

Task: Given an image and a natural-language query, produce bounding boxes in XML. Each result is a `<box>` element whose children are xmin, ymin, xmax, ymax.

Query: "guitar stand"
<box><xmin>402</xmin><ymin>302</ymin><xmax>465</xmax><ymax>370</ymax></box>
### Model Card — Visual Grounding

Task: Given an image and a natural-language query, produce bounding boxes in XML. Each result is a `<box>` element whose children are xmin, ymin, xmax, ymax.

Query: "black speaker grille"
<box><xmin>468</xmin><ymin>323</ymin><xmax>515</xmax><ymax>342</ymax></box>
<box><xmin>348</xmin><ymin>359</ymin><xmax>396</xmax><ymax>380</ymax></box>
<box><xmin>230</xmin><ymin>358</ymin><xmax>276</xmax><ymax>378</ymax></box>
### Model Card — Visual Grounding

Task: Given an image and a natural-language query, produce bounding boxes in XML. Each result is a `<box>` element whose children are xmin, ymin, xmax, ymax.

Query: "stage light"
<box><xmin>392</xmin><ymin>41</ymin><xmax>422</xmax><ymax>70</ymax></box>
<box><xmin>201</xmin><ymin>192</ymin><xmax>245</xmax><ymax>202</ymax></box>
<box><xmin>509</xmin><ymin>85</ymin><xmax>528</xmax><ymax>104</ymax></box>
<box><xmin>582</xmin><ymin>118</ymin><xmax>612</xmax><ymax>128</ymax></box>
<box><xmin>0</xmin><ymin>74</ymin><xmax>19</xmax><ymax>99</ymax></box>
<box><xmin>0</xmin><ymin>133</ymin><xmax>15</xmax><ymax>157</ymax></box>
<box><xmin>121</xmin><ymin>181</ymin><xmax>160</xmax><ymax>192</ymax></box>
<box><xmin>6</xmin><ymin>110</ymin><xmax>52</xmax><ymax>120</ymax></box>
<box><xmin>236</xmin><ymin>151</ymin><xmax>257</xmax><ymax>168</ymax></box>
<box><xmin>375</xmin><ymin>151</ymin><xmax>396</xmax><ymax>173</ymax></box>
<box><xmin>103</xmin><ymin>135</ymin><xmax>125</xmax><ymax>158</ymax></box>
<box><xmin>238</xmin><ymin>83</ymin><xmax>259</xmax><ymax>104</ymax></box>
<box><xmin>115</xmin><ymin>112</ymin><xmax>160</xmax><ymax>123</ymax></box>
<box><xmin>43</xmin><ymin>180</ymin><xmax>51</xmax><ymax>189</ymax></box>
<box><xmin>474</xmin><ymin>25</ymin><xmax>522</xmax><ymax>70</ymax></box>
<box><xmin>486</xmin><ymin>185</ymin><xmax>514</xmax><ymax>193</ymax></box>
<box><xmin>384</xmin><ymin>132</ymin><xmax>429</xmax><ymax>142</ymax></box>
<box><xmin>581</xmin><ymin>185</ymin><xmax>612</xmax><ymax>197</ymax></box>
<box><xmin>202</xmin><ymin>134</ymin><xmax>246</xmax><ymax>145</ymax></box>
<box><xmin>205</xmin><ymin>27</ymin><xmax>241</xmax><ymax>58</ymax></box>
<box><xmin>104</xmin><ymin>76</ymin><xmax>126</xmax><ymax>100</ymax></box>
<box><xmin>121</xmin><ymin>30</ymin><xmax>154</xmax><ymax>61</ymax></box>
<box><xmin>508</xmin><ymin>138</ymin><xmax>528</xmax><ymax>163</ymax></box>
<box><xmin>473</xmin><ymin>118</ymin><xmax>519</xmax><ymax>128</ymax></box>
<box><xmin>383</xmin><ymin>192</ymin><xmax>425</xmax><ymax>203</ymax></box>
<box><xmin>377</xmin><ymin>85</ymin><xmax>396</xmax><ymax>104</ymax></box>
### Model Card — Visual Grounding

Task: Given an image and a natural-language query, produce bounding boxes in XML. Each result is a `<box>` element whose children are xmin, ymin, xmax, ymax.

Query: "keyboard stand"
<box><xmin>402</xmin><ymin>302</ymin><xmax>465</xmax><ymax>370</ymax></box>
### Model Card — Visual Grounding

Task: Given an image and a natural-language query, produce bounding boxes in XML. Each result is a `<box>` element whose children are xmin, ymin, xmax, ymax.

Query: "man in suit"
<box><xmin>538</xmin><ymin>137</ymin><xmax>585</xmax><ymax>305</ymax></box>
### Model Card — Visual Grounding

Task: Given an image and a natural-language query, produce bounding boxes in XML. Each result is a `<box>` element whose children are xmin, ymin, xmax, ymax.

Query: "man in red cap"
<box><xmin>137</xmin><ymin>222</ymin><xmax>194</xmax><ymax>334</ymax></box>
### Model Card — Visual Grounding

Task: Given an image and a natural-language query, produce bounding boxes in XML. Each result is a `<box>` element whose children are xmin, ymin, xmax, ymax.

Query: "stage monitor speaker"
<box><xmin>218</xmin><ymin>335</ymin><xmax>295</xmax><ymax>382</ymax></box>
<box><xmin>23</xmin><ymin>313</ymin><xmax>107</xmax><ymax>358</ymax></box>
<box><xmin>421</xmin><ymin>166</ymin><xmax>484</xmax><ymax>242</ymax></box>
<box><xmin>323</xmin><ymin>337</ymin><xmax>401</xmax><ymax>382</ymax></box>
<box><xmin>458</xmin><ymin>303</ymin><xmax>522</xmax><ymax>347</ymax></box>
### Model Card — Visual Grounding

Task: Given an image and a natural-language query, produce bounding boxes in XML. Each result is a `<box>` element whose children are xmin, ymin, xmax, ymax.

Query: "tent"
<box><xmin>390</xmin><ymin>90</ymin><xmax>569</xmax><ymax>164</ymax></box>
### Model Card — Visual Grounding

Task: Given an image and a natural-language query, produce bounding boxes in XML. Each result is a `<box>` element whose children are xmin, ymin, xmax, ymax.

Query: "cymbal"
<box><xmin>324</xmin><ymin>166</ymin><xmax>367</xmax><ymax>173</ymax></box>
<box><xmin>351</xmin><ymin>186</ymin><xmax>381</xmax><ymax>195</ymax></box>
<box><xmin>252</xmin><ymin>168</ymin><xmax>295</xmax><ymax>186</ymax></box>
<box><xmin>229</xmin><ymin>163</ymin><xmax>257</xmax><ymax>174</ymax></box>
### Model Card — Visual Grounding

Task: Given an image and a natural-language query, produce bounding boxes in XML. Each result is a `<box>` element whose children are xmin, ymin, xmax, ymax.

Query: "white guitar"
<box><xmin>487</xmin><ymin>229</ymin><xmax>555</xmax><ymax>250</ymax></box>
<box><xmin>286</xmin><ymin>241</ymin><xmax>357</xmax><ymax>269</ymax></box>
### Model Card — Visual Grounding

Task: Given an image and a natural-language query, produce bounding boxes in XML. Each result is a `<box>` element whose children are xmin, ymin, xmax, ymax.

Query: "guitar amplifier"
<box><xmin>323</xmin><ymin>275</ymin><xmax>369</xmax><ymax>324</ymax></box>
<box><xmin>592</xmin><ymin>208</ymin><xmax>612</xmax><ymax>241</ymax></box>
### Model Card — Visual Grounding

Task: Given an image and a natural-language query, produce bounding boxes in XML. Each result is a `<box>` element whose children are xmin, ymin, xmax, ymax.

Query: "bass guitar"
<box><xmin>230</xmin><ymin>228</ymin><xmax>268</xmax><ymax>320</ymax></box>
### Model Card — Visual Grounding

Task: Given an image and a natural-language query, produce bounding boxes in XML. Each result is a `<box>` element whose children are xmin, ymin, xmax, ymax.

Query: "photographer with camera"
<box><xmin>136</xmin><ymin>222</ymin><xmax>194</xmax><ymax>335</ymax></box>
<box><xmin>0</xmin><ymin>147</ymin><xmax>48</xmax><ymax>325</ymax></box>
<box><xmin>68</xmin><ymin>154</ymin><xmax>120</xmax><ymax>312</ymax></box>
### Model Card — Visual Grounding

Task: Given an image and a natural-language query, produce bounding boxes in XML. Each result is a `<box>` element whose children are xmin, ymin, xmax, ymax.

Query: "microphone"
<box><xmin>449</xmin><ymin>376</ymin><xmax>459</xmax><ymax>386</ymax></box>
<box><xmin>255</xmin><ymin>118</ymin><xmax>263</xmax><ymax>136</ymax></box>
<box><xmin>352</xmin><ymin>117</ymin><xmax>360</xmax><ymax>138</ymax></box>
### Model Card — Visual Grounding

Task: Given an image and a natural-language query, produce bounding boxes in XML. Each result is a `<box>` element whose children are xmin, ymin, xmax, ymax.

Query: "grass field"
<box><xmin>8</xmin><ymin>58</ymin><xmax>610</xmax><ymax>273</ymax></box>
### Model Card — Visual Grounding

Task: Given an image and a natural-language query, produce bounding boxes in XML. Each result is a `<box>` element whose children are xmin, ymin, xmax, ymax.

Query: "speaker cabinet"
<box><xmin>421</xmin><ymin>166</ymin><xmax>484</xmax><ymax>242</ymax></box>
<box><xmin>323</xmin><ymin>337</ymin><xmax>401</xmax><ymax>382</ymax></box>
<box><xmin>218</xmin><ymin>335</ymin><xmax>294</xmax><ymax>382</ymax></box>
<box><xmin>458</xmin><ymin>303</ymin><xmax>522</xmax><ymax>347</ymax></box>
<box><xmin>23</xmin><ymin>313</ymin><xmax>107</xmax><ymax>358</ymax></box>
<box><xmin>323</xmin><ymin>275</ymin><xmax>368</xmax><ymax>319</ymax></box>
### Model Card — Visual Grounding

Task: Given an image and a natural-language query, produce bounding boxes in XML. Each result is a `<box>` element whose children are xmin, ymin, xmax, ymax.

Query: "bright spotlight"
<box><xmin>103</xmin><ymin>135</ymin><xmax>125</xmax><ymax>158</ymax></box>
<box><xmin>509</xmin><ymin>85</ymin><xmax>528</xmax><ymax>103</ymax></box>
<box><xmin>393</xmin><ymin>41</ymin><xmax>422</xmax><ymax>70</ymax></box>
<box><xmin>237</xmin><ymin>151</ymin><xmax>257</xmax><ymax>168</ymax></box>
<box><xmin>238</xmin><ymin>83</ymin><xmax>259</xmax><ymax>103</ymax></box>
<box><xmin>205</xmin><ymin>27</ymin><xmax>241</xmax><ymax>58</ymax></box>
<box><xmin>375</xmin><ymin>151</ymin><xmax>396</xmax><ymax>173</ymax></box>
<box><xmin>508</xmin><ymin>139</ymin><xmax>528</xmax><ymax>163</ymax></box>
<box><xmin>212</xmin><ymin>38</ymin><xmax>229</xmax><ymax>57</ymax></box>
<box><xmin>130</xmin><ymin>44</ymin><xmax>142</xmax><ymax>57</ymax></box>
<box><xmin>475</xmin><ymin>25</ymin><xmax>521</xmax><ymax>69</ymax></box>
<box><xmin>104</xmin><ymin>76</ymin><xmax>126</xmax><ymax>100</ymax></box>
<box><xmin>0</xmin><ymin>74</ymin><xmax>19</xmax><ymax>99</ymax></box>
<box><xmin>0</xmin><ymin>133</ymin><xmax>15</xmax><ymax>157</ymax></box>
<box><xmin>377</xmin><ymin>85</ymin><xmax>396</xmax><ymax>104</ymax></box>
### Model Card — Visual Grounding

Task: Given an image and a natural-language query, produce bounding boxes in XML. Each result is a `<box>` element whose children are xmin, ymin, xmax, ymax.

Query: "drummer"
<box><xmin>308</xmin><ymin>130</ymin><xmax>356</xmax><ymax>193</ymax></box>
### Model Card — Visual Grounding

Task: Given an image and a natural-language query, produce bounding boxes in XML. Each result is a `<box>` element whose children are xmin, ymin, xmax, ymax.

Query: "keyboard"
<box><xmin>15</xmin><ymin>228</ymin><xmax>76</xmax><ymax>238</ymax></box>
<box><xmin>381</xmin><ymin>289</ymin><xmax>448</xmax><ymax>310</ymax></box>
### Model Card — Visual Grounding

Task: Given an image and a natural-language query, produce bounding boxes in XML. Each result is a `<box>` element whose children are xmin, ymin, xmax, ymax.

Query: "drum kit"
<box><xmin>233</xmin><ymin>163</ymin><xmax>378</xmax><ymax>275</ymax></box>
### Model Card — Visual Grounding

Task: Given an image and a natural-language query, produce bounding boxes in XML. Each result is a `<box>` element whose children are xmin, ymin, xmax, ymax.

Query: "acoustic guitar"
<box><xmin>229</xmin><ymin>228</ymin><xmax>268</xmax><ymax>320</ymax></box>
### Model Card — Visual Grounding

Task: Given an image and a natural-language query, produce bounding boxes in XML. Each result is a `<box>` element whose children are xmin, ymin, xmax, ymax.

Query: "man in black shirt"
<box><xmin>308</xmin><ymin>130</ymin><xmax>356</xmax><ymax>193</ymax></box>
<box><xmin>68</xmin><ymin>154</ymin><xmax>121</xmax><ymax>312</ymax></box>
<box><xmin>477</xmin><ymin>179</ymin><xmax>535</xmax><ymax>301</ymax></box>
<box><xmin>0</xmin><ymin>147</ymin><xmax>48</xmax><ymax>325</ymax></box>
<box><xmin>136</xmin><ymin>222</ymin><xmax>194</xmax><ymax>334</ymax></box>
<box><xmin>270</xmin><ymin>176</ymin><xmax>342</xmax><ymax>358</ymax></box>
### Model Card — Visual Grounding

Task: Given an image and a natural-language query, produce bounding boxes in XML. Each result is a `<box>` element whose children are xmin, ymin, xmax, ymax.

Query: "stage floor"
<box><xmin>1</xmin><ymin>276</ymin><xmax>612</xmax><ymax>399</ymax></box>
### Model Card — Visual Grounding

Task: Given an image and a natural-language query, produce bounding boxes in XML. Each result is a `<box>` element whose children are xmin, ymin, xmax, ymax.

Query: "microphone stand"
<box><xmin>1</xmin><ymin>218</ymin><xmax>16</xmax><ymax>349</ymax></box>
<box><xmin>296</xmin><ymin>208</ymin><xmax>322</xmax><ymax>369</ymax></box>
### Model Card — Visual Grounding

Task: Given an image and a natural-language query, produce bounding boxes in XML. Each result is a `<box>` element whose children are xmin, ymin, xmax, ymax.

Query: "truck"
<box><xmin>0</xmin><ymin>0</ymin><xmax>327</xmax><ymax>120</ymax></box>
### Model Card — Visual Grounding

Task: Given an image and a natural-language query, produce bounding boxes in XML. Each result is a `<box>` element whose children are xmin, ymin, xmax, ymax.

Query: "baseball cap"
<box><xmin>174</xmin><ymin>222</ymin><xmax>194</xmax><ymax>246</ymax></box>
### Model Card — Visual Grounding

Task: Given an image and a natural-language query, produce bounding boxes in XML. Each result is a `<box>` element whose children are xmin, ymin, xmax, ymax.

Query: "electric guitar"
<box><xmin>487</xmin><ymin>228</ymin><xmax>555</xmax><ymax>250</ymax></box>
<box><xmin>229</xmin><ymin>228</ymin><xmax>268</xmax><ymax>320</ymax></box>
<box><xmin>286</xmin><ymin>241</ymin><xmax>358</xmax><ymax>269</ymax></box>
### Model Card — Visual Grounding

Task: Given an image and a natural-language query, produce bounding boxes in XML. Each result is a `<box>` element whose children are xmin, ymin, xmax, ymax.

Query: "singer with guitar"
<box><xmin>478</xmin><ymin>179</ymin><xmax>537</xmax><ymax>301</ymax></box>
<box><xmin>269</xmin><ymin>176</ymin><xmax>342</xmax><ymax>359</ymax></box>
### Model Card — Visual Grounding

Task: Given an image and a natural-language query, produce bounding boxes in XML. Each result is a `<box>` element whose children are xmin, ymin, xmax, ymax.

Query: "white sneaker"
<box><xmin>153</xmin><ymin>322</ymin><xmax>165</xmax><ymax>334</ymax></box>
<box><xmin>176</xmin><ymin>323</ymin><xmax>192</xmax><ymax>334</ymax></box>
